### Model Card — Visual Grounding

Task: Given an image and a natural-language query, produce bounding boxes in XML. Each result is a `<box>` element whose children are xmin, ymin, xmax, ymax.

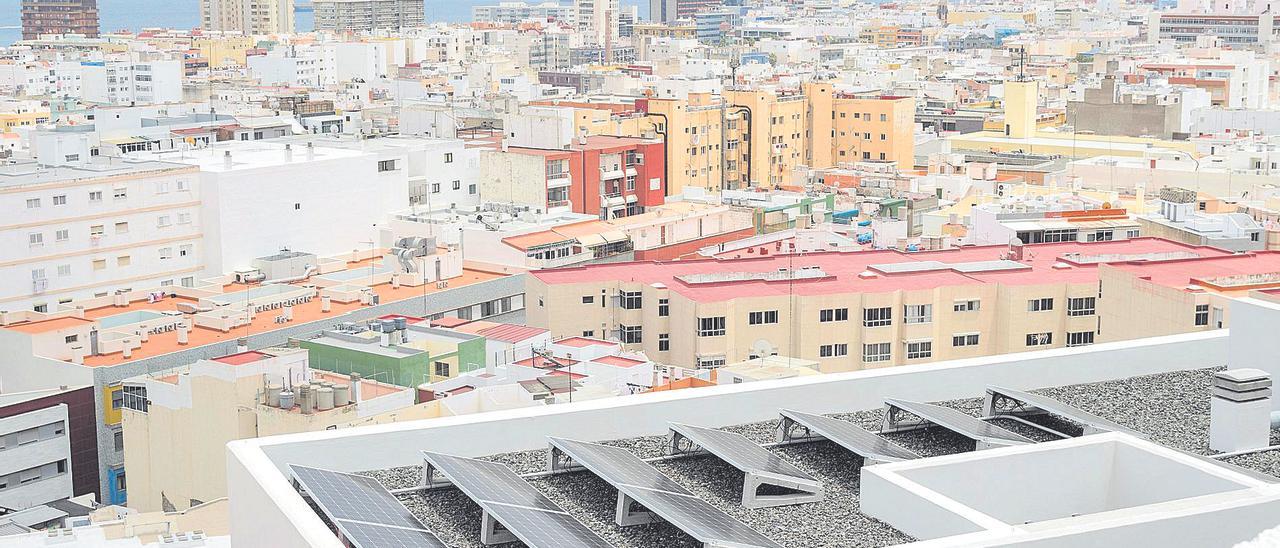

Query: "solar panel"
<box><xmin>288</xmin><ymin>465</ymin><xmax>446</xmax><ymax>548</ymax></box>
<box><xmin>289</xmin><ymin>465</ymin><xmax>429</xmax><ymax>530</ymax></box>
<box><xmin>777</xmin><ymin>409</ymin><xmax>920</xmax><ymax>464</ymax></box>
<box><xmin>547</xmin><ymin>437</ymin><xmax>781</xmax><ymax>548</ymax></box>
<box><xmin>668</xmin><ymin>422</ymin><xmax>815</xmax><ymax>481</ymax></box>
<box><xmin>881</xmin><ymin>399</ymin><xmax>1034</xmax><ymax>449</ymax></box>
<box><xmin>421</xmin><ymin>452</ymin><xmax>612</xmax><ymax>548</ymax></box>
<box><xmin>334</xmin><ymin>520</ymin><xmax>448</xmax><ymax>548</ymax></box>
<box><xmin>983</xmin><ymin>386</ymin><xmax>1148</xmax><ymax>439</ymax></box>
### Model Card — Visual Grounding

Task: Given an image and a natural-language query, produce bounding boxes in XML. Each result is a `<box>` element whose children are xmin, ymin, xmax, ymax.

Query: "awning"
<box><xmin>576</xmin><ymin>233</ymin><xmax>606</xmax><ymax>247</ymax></box>
<box><xmin>102</xmin><ymin>136</ymin><xmax>148</xmax><ymax>145</ymax></box>
<box><xmin>600</xmin><ymin>230</ymin><xmax>628</xmax><ymax>243</ymax></box>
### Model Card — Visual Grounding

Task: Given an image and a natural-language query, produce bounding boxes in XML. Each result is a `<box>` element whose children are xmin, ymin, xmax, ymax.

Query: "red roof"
<box><xmin>430</xmin><ymin>317</ymin><xmax>471</xmax><ymax>328</ymax></box>
<box><xmin>476</xmin><ymin>324</ymin><xmax>548</xmax><ymax>343</ymax></box>
<box><xmin>556</xmin><ymin>337</ymin><xmax>616</xmax><ymax>348</ymax></box>
<box><xmin>547</xmin><ymin>370</ymin><xmax>588</xmax><ymax>379</ymax></box>
<box><xmin>593</xmin><ymin>355</ymin><xmax>646</xmax><ymax>368</ymax></box>
<box><xmin>531</xmin><ymin>238</ymin><xmax>1234</xmax><ymax>303</ymax></box>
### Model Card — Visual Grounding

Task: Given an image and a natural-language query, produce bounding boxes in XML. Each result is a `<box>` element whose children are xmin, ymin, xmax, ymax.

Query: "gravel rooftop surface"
<box><xmin>348</xmin><ymin>367</ymin><xmax>1280</xmax><ymax>548</ymax></box>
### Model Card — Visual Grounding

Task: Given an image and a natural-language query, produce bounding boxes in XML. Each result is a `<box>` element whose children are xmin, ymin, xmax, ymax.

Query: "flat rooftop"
<box><xmin>531</xmin><ymin>238</ymin><xmax>1241</xmax><ymax>302</ymax></box>
<box><xmin>0</xmin><ymin>157</ymin><xmax>194</xmax><ymax>189</ymax></box>
<box><xmin>3</xmin><ymin>265</ymin><xmax>507</xmax><ymax>367</ymax></box>
<box><xmin>350</xmin><ymin>366</ymin><xmax>1277</xmax><ymax>548</ymax></box>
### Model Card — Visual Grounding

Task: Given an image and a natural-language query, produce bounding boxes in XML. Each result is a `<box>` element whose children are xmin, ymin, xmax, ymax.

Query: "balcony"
<box><xmin>546</xmin><ymin>175</ymin><xmax>572</xmax><ymax>189</ymax></box>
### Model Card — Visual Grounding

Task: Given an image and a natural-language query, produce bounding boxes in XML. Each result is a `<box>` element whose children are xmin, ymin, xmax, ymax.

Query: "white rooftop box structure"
<box><xmin>861</xmin><ymin>433</ymin><xmax>1280</xmax><ymax>545</ymax></box>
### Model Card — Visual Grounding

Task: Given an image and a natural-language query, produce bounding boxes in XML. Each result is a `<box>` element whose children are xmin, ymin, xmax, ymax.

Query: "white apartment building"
<box><xmin>146</xmin><ymin>140</ymin><xmax>409</xmax><ymax>275</ymax></box>
<box><xmin>247</xmin><ymin>53</ymin><xmax>328</xmax><ymax>88</ymax></box>
<box><xmin>0</xmin><ymin>134</ymin><xmax>202</xmax><ymax>312</ymax></box>
<box><xmin>575</xmin><ymin>0</ymin><xmax>619</xmax><ymax>45</ymax></box>
<box><xmin>313</xmin><ymin>0</ymin><xmax>424</xmax><ymax>32</ymax></box>
<box><xmin>201</xmin><ymin>0</ymin><xmax>294</xmax><ymax>34</ymax></box>
<box><xmin>79</xmin><ymin>61</ymin><xmax>183</xmax><ymax>106</ymax></box>
<box><xmin>0</xmin><ymin>404</ymin><xmax>73</xmax><ymax>510</ymax></box>
<box><xmin>472</xmin><ymin>2</ymin><xmax>576</xmax><ymax>24</ymax></box>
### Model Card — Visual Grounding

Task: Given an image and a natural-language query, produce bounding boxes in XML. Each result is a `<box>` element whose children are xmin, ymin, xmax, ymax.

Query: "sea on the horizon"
<box><xmin>0</xmin><ymin>0</ymin><xmax>649</xmax><ymax>46</ymax></box>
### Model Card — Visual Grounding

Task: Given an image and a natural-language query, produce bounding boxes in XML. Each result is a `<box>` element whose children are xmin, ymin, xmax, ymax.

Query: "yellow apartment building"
<box><xmin>193</xmin><ymin>36</ymin><xmax>257</xmax><ymax>68</ymax></box>
<box><xmin>526</xmin><ymin>238</ymin><xmax>1257</xmax><ymax>373</ymax></box>
<box><xmin>121</xmin><ymin>348</ymin><xmax>433</xmax><ymax>512</ymax></box>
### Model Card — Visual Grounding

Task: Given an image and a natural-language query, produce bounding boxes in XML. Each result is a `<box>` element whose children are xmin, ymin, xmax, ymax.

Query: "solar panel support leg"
<box><xmin>741</xmin><ymin>472</ymin><xmax>824</xmax><ymax>509</ymax></box>
<box><xmin>776</xmin><ymin>415</ymin><xmax>814</xmax><ymax>443</ymax></box>
<box><xmin>614</xmin><ymin>492</ymin><xmax>661</xmax><ymax>526</ymax></box>
<box><xmin>480</xmin><ymin>510</ymin><xmax>516</xmax><ymax>545</ymax></box>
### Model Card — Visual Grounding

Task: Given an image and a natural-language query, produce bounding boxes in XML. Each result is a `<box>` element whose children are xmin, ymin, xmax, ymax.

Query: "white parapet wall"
<box><xmin>226</xmin><ymin>330</ymin><xmax>1232</xmax><ymax>548</ymax></box>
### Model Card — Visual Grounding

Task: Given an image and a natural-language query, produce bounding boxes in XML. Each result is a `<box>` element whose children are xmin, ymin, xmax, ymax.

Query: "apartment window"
<box><xmin>113</xmin><ymin>430</ymin><xmax>124</xmax><ymax>451</ymax></box>
<box><xmin>25</xmin><ymin>198</ymin><xmax>40</xmax><ymax>209</ymax></box>
<box><xmin>819</xmin><ymin>343</ymin><xmax>848</xmax><ymax>358</ymax></box>
<box><xmin>582</xmin><ymin>331</ymin><xmax>594</xmax><ymax>337</ymax></box>
<box><xmin>93</xmin><ymin>259</ymin><xmax>106</xmax><ymax>271</ymax></box>
<box><xmin>181</xmin><ymin>277</ymin><xmax>194</xmax><ymax>288</ymax></box>
<box><xmin>469</xmin><ymin>184</ymin><xmax>477</xmax><ymax>195</ymax></box>
<box><xmin>904</xmin><ymin>304</ymin><xmax>932</xmax><ymax>324</ymax></box>
<box><xmin>31</xmin><ymin>268</ymin><xmax>45</xmax><ymax>281</ymax></box>
<box><xmin>621</xmin><ymin>325</ymin><xmax>642</xmax><ymax>344</ymax></box>
<box><xmin>620</xmin><ymin>291</ymin><xmax>642</xmax><ymax>309</ymax></box>
<box><xmin>819</xmin><ymin>308</ymin><xmax>848</xmax><ymax>322</ymax></box>
<box><xmin>159</xmin><ymin>247</ymin><xmax>172</xmax><ymax>260</ymax></box>
<box><xmin>697</xmin><ymin>356</ymin><xmax>726</xmax><ymax>369</ymax></box>
<box><xmin>57</xmin><ymin>264</ymin><xmax>70</xmax><ymax>277</ymax></box>
<box><xmin>157</xmin><ymin>215</ymin><xmax>171</xmax><ymax>228</ymax></box>
<box><xmin>697</xmin><ymin>316</ymin><xmax>726</xmax><ymax>337</ymax></box>
<box><xmin>880</xmin><ymin>113</ymin><xmax>888</xmax><ymax>122</ymax></box>
<box><xmin>431</xmin><ymin>183</ymin><xmax>441</xmax><ymax>194</ymax></box>
<box><xmin>863</xmin><ymin>307</ymin><xmax>892</xmax><ymax>327</ymax></box>
<box><xmin>117</xmin><ymin>255</ymin><xmax>131</xmax><ymax>267</ymax></box>
<box><xmin>1066</xmin><ymin>331</ymin><xmax>1095</xmax><ymax>347</ymax></box>
<box><xmin>52</xmin><ymin>194</ymin><xmax>66</xmax><ymax>205</ymax></box>
<box><xmin>115</xmin><ymin>222</ymin><xmax>129</xmax><ymax>234</ymax></box>
<box><xmin>1028</xmin><ymin>298</ymin><xmax>1054</xmax><ymax>312</ymax></box>
<box><xmin>55</xmin><ymin>229</ymin><xmax>68</xmax><ymax>242</ymax></box>
<box><xmin>28</xmin><ymin>232</ymin><xmax>43</xmax><ymax>246</ymax></box>
<box><xmin>1126</xmin><ymin>229</ymin><xmax>1140</xmax><ymax>239</ymax></box>
<box><xmin>179</xmin><ymin>244</ymin><xmax>192</xmax><ymax>257</ymax></box>
<box><xmin>952</xmin><ymin>333</ymin><xmax>980</xmax><ymax>347</ymax></box>
<box><xmin>658</xmin><ymin>298</ymin><xmax>669</xmax><ymax>317</ymax></box>
<box><xmin>582</xmin><ymin>295</ymin><xmax>594</xmax><ymax>304</ymax></box>
<box><xmin>906</xmin><ymin>340</ymin><xmax>933</xmax><ymax>359</ymax></box>
<box><xmin>90</xmin><ymin>225</ymin><xmax>104</xmax><ymax>236</ymax></box>
<box><xmin>89</xmin><ymin>191</ymin><xmax>103</xmax><ymax>202</ymax></box>
<box><xmin>113</xmin><ymin>188</ymin><xmax>127</xmax><ymax>200</ymax></box>
<box><xmin>434</xmin><ymin>362</ymin><xmax>450</xmax><ymax>377</ymax></box>
<box><xmin>444</xmin><ymin>153</ymin><xmax>454</xmax><ymax>163</ymax></box>
<box><xmin>377</xmin><ymin>159</ymin><xmax>397</xmax><ymax>172</ymax></box>
<box><xmin>1194</xmin><ymin>304</ymin><xmax>1210</xmax><ymax>326</ymax></box>
<box><xmin>1067</xmin><ymin>297</ymin><xmax>1096</xmax><ymax>316</ymax></box>
<box><xmin>863</xmin><ymin>342</ymin><xmax>891</xmax><ymax>363</ymax></box>
<box><xmin>1087</xmin><ymin>230</ymin><xmax>1114</xmax><ymax>242</ymax></box>
<box><xmin>748</xmin><ymin>310</ymin><xmax>778</xmax><ymax>325</ymax></box>
<box><xmin>953</xmin><ymin>299</ymin><xmax>979</xmax><ymax>312</ymax></box>
<box><xmin>658</xmin><ymin>333</ymin><xmax>670</xmax><ymax>352</ymax></box>
<box><xmin>1026</xmin><ymin>332</ymin><xmax>1053</xmax><ymax>346</ymax></box>
<box><xmin>452</xmin><ymin>180</ymin><xmax>461</xmax><ymax>190</ymax></box>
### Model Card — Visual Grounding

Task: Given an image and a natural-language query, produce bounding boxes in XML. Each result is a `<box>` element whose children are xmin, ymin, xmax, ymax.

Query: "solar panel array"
<box><xmin>985</xmin><ymin>386</ymin><xmax>1147</xmax><ymax>438</ymax></box>
<box><xmin>885</xmin><ymin>399</ymin><xmax>1034</xmax><ymax>445</ymax></box>
<box><xmin>778</xmin><ymin>409</ymin><xmax>920</xmax><ymax>463</ymax></box>
<box><xmin>669</xmin><ymin>422</ymin><xmax>815</xmax><ymax>481</ymax></box>
<box><xmin>289</xmin><ymin>465</ymin><xmax>446</xmax><ymax>548</ymax></box>
<box><xmin>421</xmin><ymin>452</ymin><xmax>612</xmax><ymax>548</ymax></box>
<box><xmin>547</xmin><ymin>437</ymin><xmax>782</xmax><ymax>548</ymax></box>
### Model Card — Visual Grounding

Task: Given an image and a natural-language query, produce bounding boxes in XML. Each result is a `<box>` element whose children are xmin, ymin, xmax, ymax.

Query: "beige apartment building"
<box><xmin>201</xmin><ymin>0</ymin><xmax>294</xmax><ymax>34</ymax></box>
<box><xmin>121</xmin><ymin>348</ymin><xmax>430</xmax><ymax>512</ymax></box>
<box><xmin>526</xmin><ymin>238</ymin><xmax>1263</xmax><ymax>373</ymax></box>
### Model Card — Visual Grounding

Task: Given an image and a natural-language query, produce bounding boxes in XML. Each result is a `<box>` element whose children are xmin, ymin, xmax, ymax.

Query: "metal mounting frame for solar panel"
<box><xmin>288</xmin><ymin>464</ymin><xmax>446</xmax><ymax>548</ymax></box>
<box><xmin>981</xmin><ymin>386</ymin><xmax>1148</xmax><ymax>439</ymax></box>
<box><xmin>776</xmin><ymin>409</ymin><xmax>920</xmax><ymax>465</ymax></box>
<box><xmin>880</xmin><ymin>399</ymin><xmax>1034</xmax><ymax>450</ymax></box>
<box><xmin>419</xmin><ymin>451</ymin><xmax>612</xmax><ymax>548</ymax></box>
<box><xmin>546</xmin><ymin>437</ymin><xmax>782</xmax><ymax>548</ymax></box>
<box><xmin>666</xmin><ymin>422</ymin><xmax>823</xmax><ymax>508</ymax></box>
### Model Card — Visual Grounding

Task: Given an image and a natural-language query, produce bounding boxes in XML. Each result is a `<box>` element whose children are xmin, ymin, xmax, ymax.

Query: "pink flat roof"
<box><xmin>593</xmin><ymin>355</ymin><xmax>646</xmax><ymax>368</ymax></box>
<box><xmin>212</xmin><ymin>350</ymin><xmax>273</xmax><ymax>365</ymax></box>
<box><xmin>531</xmin><ymin>238</ymin><xmax>1235</xmax><ymax>302</ymax></box>
<box><xmin>555</xmin><ymin>337</ymin><xmax>617</xmax><ymax>348</ymax></box>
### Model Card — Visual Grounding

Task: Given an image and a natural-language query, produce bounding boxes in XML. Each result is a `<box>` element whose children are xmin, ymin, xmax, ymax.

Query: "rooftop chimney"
<box><xmin>349</xmin><ymin>372</ymin><xmax>362</xmax><ymax>404</ymax></box>
<box><xmin>284</xmin><ymin>143</ymin><xmax>293</xmax><ymax>162</ymax></box>
<box><xmin>1210</xmin><ymin>369</ymin><xmax>1271</xmax><ymax>453</ymax></box>
<box><xmin>223</xmin><ymin>150</ymin><xmax>233</xmax><ymax>169</ymax></box>
<box><xmin>306</xmin><ymin>142</ymin><xmax>315</xmax><ymax>161</ymax></box>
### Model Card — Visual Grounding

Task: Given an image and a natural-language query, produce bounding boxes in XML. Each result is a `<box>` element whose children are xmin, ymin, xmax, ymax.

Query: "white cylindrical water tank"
<box><xmin>333</xmin><ymin>384</ymin><xmax>350</xmax><ymax>406</ymax></box>
<box><xmin>278</xmin><ymin>390</ymin><xmax>295</xmax><ymax>410</ymax></box>
<box><xmin>316</xmin><ymin>387</ymin><xmax>335</xmax><ymax>411</ymax></box>
<box><xmin>266</xmin><ymin>382</ymin><xmax>281</xmax><ymax>406</ymax></box>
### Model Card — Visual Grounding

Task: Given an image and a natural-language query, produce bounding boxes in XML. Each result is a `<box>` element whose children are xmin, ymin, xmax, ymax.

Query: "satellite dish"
<box><xmin>750</xmin><ymin>339</ymin><xmax>776</xmax><ymax>360</ymax></box>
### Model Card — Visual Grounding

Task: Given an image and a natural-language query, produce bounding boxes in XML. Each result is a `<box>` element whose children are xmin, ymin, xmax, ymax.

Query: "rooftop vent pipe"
<box><xmin>1210</xmin><ymin>368</ymin><xmax>1271</xmax><ymax>453</ymax></box>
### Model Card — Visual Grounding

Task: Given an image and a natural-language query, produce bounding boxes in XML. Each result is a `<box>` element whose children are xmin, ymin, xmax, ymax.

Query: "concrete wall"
<box><xmin>226</xmin><ymin>330</ymin><xmax>1228</xmax><ymax>547</ymax></box>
